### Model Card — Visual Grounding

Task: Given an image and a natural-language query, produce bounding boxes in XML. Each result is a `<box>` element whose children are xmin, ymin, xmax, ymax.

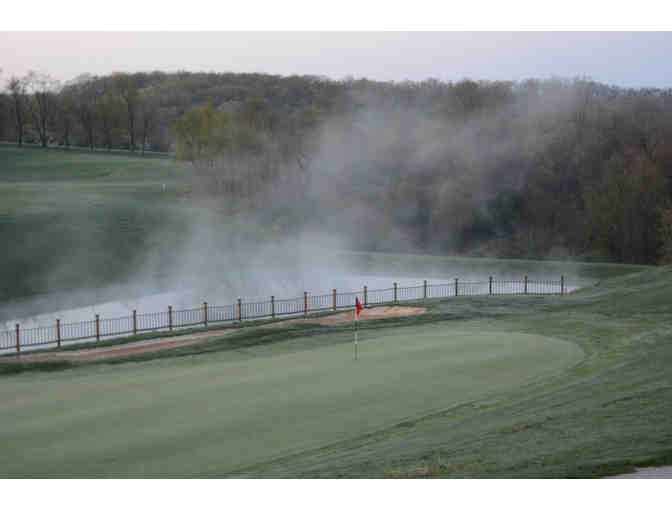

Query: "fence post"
<box><xmin>95</xmin><ymin>314</ymin><xmax>100</xmax><ymax>341</ymax></box>
<box><xmin>168</xmin><ymin>306</ymin><xmax>173</xmax><ymax>331</ymax></box>
<box><xmin>561</xmin><ymin>275</ymin><xmax>565</xmax><ymax>296</ymax></box>
<box><xmin>423</xmin><ymin>280</ymin><xmax>427</xmax><ymax>300</ymax></box>
<box><xmin>393</xmin><ymin>282</ymin><xmax>398</xmax><ymax>303</ymax></box>
<box><xmin>363</xmin><ymin>286</ymin><xmax>368</xmax><ymax>307</ymax></box>
<box><xmin>56</xmin><ymin>319</ymin><xmax>61</xmax><ymax>348</ymax></box>
<box><xmin>489</xmin><ymin>276</ymin><xmax>493</xmax><ymax>295</ymax></box>
<box><xmin>203</xmin><ymin>302</ymin><xmax>208</xmax><ymax>327</ymax></box>
<box><xmin>237</xmin><ymin>299</ymin><xmax>242</xmax><ymax>322</ymax></box>
<box><xmin>271</xmin><ymin>296</ymin><xmax>275</xmax><ymax>319</ymax></box>
<box><xmin>132</xmin><ymin>310</ymin><xmax>137</xmax><ymax>336</ymax></box>
<box><xmin>304</xmin><ymin>291</ymin><xmax>308</xmax><ymax>317</ymax></box>
<box><xmin>524</xmin><ymin>275</ymin><xmax>528</xmax><ymax>295</ymax></box>
<box><xmin>15</xmin><ymin>323</ymin><xmax>19</xmax><ymax>353</ymax></box>
<box><xmin>455</xmin><ymin>278</ymin><xmax>459</xmax><ymax>297</ymax></box>
<box><xmin>332</xmin><ymin>289</ymin><xmax>337</xmax><ymax>311</ymax></box>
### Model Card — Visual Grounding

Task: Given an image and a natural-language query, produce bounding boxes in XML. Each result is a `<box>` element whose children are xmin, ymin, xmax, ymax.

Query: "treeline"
<box><xmin>2</xmin><ymin>71</ymin><xmax>672</xmax><ymax>265</ymax></box>
<box><xmin>0</xmin><ymin>70</ymin><xmax>344</xmax><ymax>152</ymax></box>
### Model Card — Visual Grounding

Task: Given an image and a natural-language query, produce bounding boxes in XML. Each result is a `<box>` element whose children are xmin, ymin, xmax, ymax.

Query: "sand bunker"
<box><xmin>271</xmin><ymin>305</ymin><xmax>427</xmax><ymax>326</ymax></box>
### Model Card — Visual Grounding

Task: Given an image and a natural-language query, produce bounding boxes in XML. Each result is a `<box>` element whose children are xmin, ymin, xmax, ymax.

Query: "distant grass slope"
<box><xmin>0</xmin><ymin>145</ymin><xmax>193</xmax><ymax>301</ymax></box>
<box><xmin>0</xmin><ymin>143</ymin><xmax>179</xmax><ymax>182</ymax></box>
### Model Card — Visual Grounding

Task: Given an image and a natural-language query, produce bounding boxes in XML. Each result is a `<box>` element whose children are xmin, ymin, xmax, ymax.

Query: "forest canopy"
<box><xmin>2</xmin><ymin>70</ymin><xmax>672</xmax><ymax>265</ymax></box>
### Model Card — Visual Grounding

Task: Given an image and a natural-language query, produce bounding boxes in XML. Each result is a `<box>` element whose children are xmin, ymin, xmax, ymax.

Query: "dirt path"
<box><xmin>2</xmin><ymin>306</ymin><xmax>426</xmax><ymax>363</ymax></box>
<box><xmin>3</xmin><ymin>329</ymin><xmax>235</xmax><ymax>362</ymax></box>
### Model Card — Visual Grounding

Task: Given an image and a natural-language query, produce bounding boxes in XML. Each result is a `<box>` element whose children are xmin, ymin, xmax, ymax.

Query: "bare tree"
<box><xmin>139</xmin><ymin>87</ymin><xmax>159</xmax><ymax>155</ymax></box>
<box><xmin>114</xmin><ymin>73</ymin><xmax>139</xmax><ymax>151</ymax></box>
<box><xmin>55</xmin><ymin>85</ymin><xmax>76</xmax><ymax>148</ymax></box>
<box><xmin>26</xmin><ymin>71</ymin><xmax>60</xmax><ymax>148</ymax></box>
<box><xmin>70</xmin><ymin>75</ymin><xmax>99</xmax><ymax>151</ymax></box>
<box><xmin>97</xmin><ymin>81</ymin><xmax>124</xmax><ymax>151</ymax></box>
<box><xmin>7</xmin><ymin>76</ymin><xmax>28</xmax><ymax>146</ymax></box>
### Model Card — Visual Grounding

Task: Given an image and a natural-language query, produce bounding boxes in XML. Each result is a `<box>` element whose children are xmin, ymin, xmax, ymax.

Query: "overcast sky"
<box><xmin>1</xmin><ymin>31</ymin><xmax>671</xmax><ymax>88</ymax></box>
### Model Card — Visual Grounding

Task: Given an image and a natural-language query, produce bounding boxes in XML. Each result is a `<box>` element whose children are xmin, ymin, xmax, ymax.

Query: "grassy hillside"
<box><xmin>0</xmin><ymin>142</ymin><xmax>177</xmax><ymax>181</ymax></box>
<box><xmin>249</xmin><ymin>266</ymin><xmax>672</xmax><ymax>477</ymax></box>
<box><xmin>0</xmin><ymin>145</ymin><xmax>193</xmax><ymax>303</ymax></box>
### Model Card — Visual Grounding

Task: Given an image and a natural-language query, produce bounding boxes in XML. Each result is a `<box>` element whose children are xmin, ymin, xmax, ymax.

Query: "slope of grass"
<box><xmin>243</xmin><ymin>266</ymin><xmax>672</xmax><ymax>477</ymax></box>
<box><xmin>0</xmin><ymin>145</ymin><xmax>193</xmax><ymax>302</ymax></box>
<box><xmin>0</xmin><ymin>143</ymin><xmax>178</xmax><ymax>182</ymax></box>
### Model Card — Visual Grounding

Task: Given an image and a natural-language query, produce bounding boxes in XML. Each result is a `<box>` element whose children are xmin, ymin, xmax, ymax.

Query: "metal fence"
<box><xmin>0</xmin><ymin>275</ymin><xmax>566</xmax><ymax>354</ymax></box>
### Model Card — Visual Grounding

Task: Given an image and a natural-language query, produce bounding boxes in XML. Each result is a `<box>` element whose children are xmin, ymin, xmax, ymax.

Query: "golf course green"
<box><xmin>0</xmin><ymin>323</ymin><xmax>581</xmax><ymax>476</ymax></box>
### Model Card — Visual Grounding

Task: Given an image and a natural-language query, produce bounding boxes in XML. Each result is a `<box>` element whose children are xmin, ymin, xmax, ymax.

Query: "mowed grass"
<box><xmin>0</xmin><ymin>322</ymin><xmax>582</xmax><ymax>476</ymax></box>
<box><xmin>0</xmin><ymin>145</ymin><xmax>193</xmax><ymax>303</ymax></box>
<box><xmin>0</xmin><ymin>143</ymin><xmax>181</xmax><ymax>182</ymax></box>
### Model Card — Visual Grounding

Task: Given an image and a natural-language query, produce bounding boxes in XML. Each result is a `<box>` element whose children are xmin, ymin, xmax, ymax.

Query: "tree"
<box><xmin>70</xmin><ymin>75</ymin><xmax>99</xmax><ymax>151</ymax></box>
<box><xmin>7</xmin><ymin>76</ymin><xmax>28</xmax><ymax>146</ymax></box>
<box><xmin>0</xmin><ymin>87</ymin><xmax>9</xmax><ymax>142</ymax></box>
<box><xmin>659</xmin><ymin>200</ymin><xmax>672</xmax><ymax>264</ymax></box>
<box><xmin>114</xmin><ymin>73</ymin><xmax>139</xmax><ymax>151</ymax></box>
<box><xmin>453</xmin><ymin>79</ymin><xmax>483</xmax><ymax>116</ymax></box>
<box><xmin>583</xmin><ymin>150</ymin><xmax>666</xmax><ymax>263</ymax></box>
<box><xmin>54</xmin><ymin>85</ymin><xmax>76</xmax><ymax>148</ymax></box>
<box><xmin>26</xmin><ymin>71</ymin><xmax>60</xmax><ymax>148</ymax></box>
<box><xmin>97</xmin><ymin>87</ymin><xmax>124</xmax><ymax>151</ymax></box>
<box><xmin>138</xmin><ymin>87</ymin><xmax>160</xmax><ymax>155</ymax></box>
<box><xmin>175</xmin><ymin>102</ymin><xmax>232</xmax><ymax>168</ymax></box>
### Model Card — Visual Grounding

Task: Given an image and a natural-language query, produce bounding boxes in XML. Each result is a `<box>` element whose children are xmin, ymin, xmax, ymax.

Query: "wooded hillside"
<box><xmin>2</xmin><ymin>71</ymin><xmax>671</xmax><ymax>264</ymax></box>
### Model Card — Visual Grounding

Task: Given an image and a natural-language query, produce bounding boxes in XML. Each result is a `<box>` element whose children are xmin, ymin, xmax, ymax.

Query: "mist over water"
<box><xmin>1</xmin><ymin>81</ymin><xmax>599</xmax><ymax>333</ymax></box>
<box><xmin>0</xmin><ymin>274</ymin><xmax>458</xmax><ymax>334</ymax></box>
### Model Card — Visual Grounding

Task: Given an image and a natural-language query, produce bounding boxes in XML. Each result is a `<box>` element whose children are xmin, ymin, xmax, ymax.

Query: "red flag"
<box><xmin>356</xmin><ymin>297</ymin><xmax>362</xmax><ymax>316</ymax></box>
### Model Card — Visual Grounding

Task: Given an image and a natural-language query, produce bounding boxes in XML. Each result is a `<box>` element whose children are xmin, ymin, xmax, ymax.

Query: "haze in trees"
<box><xmin>2</xmin><ymin>71</ymin><xmax>672</xmax><ymax>265</ymax></box>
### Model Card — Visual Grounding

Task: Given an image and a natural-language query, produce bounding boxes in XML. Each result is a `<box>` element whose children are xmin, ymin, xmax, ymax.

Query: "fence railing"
<box><xmin>0</xmin><ymin>275</ymin><xmax>566</xmax><ymax>354</ymax></box>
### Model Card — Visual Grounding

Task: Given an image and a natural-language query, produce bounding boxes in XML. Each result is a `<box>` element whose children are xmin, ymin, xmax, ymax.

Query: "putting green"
<box><xmin>0</xmin><ymin>323</ymin><xmax>583</xmax><ymax>476</ymax></box>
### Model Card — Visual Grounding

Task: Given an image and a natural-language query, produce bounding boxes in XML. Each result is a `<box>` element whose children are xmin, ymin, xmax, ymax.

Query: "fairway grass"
<box><xmin>0</xmin><ymin>322</ymin><xmax>582</xmax><ymax>477</ymax></box>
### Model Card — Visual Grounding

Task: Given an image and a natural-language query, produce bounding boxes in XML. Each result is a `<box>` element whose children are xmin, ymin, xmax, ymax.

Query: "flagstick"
<box><xmin>354</xmin><ymin>309</ymin><xmax>358</xmax><ymax>361</ymax></box>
